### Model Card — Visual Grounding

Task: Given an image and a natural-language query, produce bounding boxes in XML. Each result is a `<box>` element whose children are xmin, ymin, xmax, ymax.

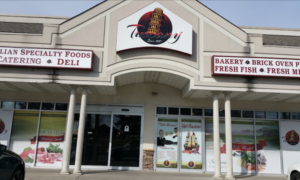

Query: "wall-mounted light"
<box><xmin>152</xmin><ymin>92</ymin><xmax>158</xmax><ymax>96</ymax></box>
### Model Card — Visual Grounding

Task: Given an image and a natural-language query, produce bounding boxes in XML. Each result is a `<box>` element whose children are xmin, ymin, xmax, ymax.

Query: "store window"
<box><xmin>280</xmin><ymin>112</ymin><xmax>291</xmax><ymax>120</ymax></box>
<box><xmin>219</xmin><ymin>110</ymin><xmax>225</xmax><ymax>117</ymax></box>
<box><xmin>35</xmin><ymin>112</ymin><xmax>67</xmax><ymax>167</ymax></box>
<box><xmin>10</xmin><ymin>111</ymin><xmax>40</xmax><ymax>166</ymax></box>
<box><xmin>180</xmin><ymin>108</ymin><xmax>191</xmax><ymax>115</ymax></box>
<box><xmin>1</xmin><ymin>101</ymin><xmax>14</xmax><ymax>109</ymax></box>
<box><xmin>42</xmin><ymin>103</ymin><xmax>54</xmax><ymax>110</ymax></box>
<box><xmin>231</xmin><ymin>110</ymin><xmax>241</xmax><ymax>118</ymax></box>
<box><xmin>292</xmin><ymin>112</ymin><xmax>300</xmax><ymax>120</ymax></box>
<box><xmin>192</xmin><ymin>109</ymin><xmax>202</xmax><ymax>116</ymax></box>
<box><xmin>0</xmin><ymin>110</ymin><xmax>14</xmax><ymax>145</ymax></box>
<box><xmin>168</xmin><ymin>107</ymin><xmax>179</xmax><ymax>115</ymax></box>
<box><xmin>255</xmin><ymin>120</ymin><xmax>281</xmax><ymax>174</ymax></box>
<box><xmin>267</xmin><ymin>112</ymin><xmax>278</xmax><ymax>119</ymax></box>
<box><xmin>255</xmin><ymin>111</ymin><xmax>266</xmax><ymax>119</ymax></box>
<box><xmin>15</xmin><ymin>101</ymin><xmax>27</xmax><ymax>109</ymax></box>
<box><xmin>205</xmin><ymin>109</ymin><xmax>213</xmax><ymax>116</ymax></box>
<box><xmin>157</xmin><ymin>107</ymin><xmax>167</xmax><ymax>115</ymax></box>
<box><xmin>242</xmin><ymin>111</ymin><xmax>254</xmax><ymax>118</ymax></box>
<box><xmin>55</xmin><ymin>103</ymin><xmax>68</xmax><ymax>111</ymax></box>
<box><xmin>156</xmin><ymin>118</ymin><xmax>178</xmax><ymax>169</ymax></box>
<box><xmin>28</xmin><ymin>102</ymin><xmax>41</xmax><ymax>110</ymax></box>
<box><xmin>205</xmin><ymin>118</ymin><xmax>255</xmax><ymax>173</ymax></box>
<box><xmin>181</xmin><ymin>119</ymin><xmax>202</xmax><ymax>169</ymax></box>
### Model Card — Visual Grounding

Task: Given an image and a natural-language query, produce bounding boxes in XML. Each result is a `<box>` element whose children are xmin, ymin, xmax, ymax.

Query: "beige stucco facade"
<box><xmin>1</xmin><ymin>0</ymin><xmax>300</xmax><ymax>176</ymax></box>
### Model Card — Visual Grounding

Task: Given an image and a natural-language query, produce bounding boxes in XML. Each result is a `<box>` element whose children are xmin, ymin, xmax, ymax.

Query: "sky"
<box><xmin>1</xmin><ymin>1</ymin><xmax>300</xmax><ymax>29</ymax></box>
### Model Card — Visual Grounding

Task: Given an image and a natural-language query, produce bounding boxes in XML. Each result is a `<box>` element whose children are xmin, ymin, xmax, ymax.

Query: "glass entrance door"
<box><xmin>110</xmin><ymin>114</ymin><xmax>142</xmax><ymax>167</ymax></box>
<box><xmin>70</xmin><ymin>113</ymin><xmax>143</xmax><ymax>169</ymax></box>
<box><xmin>70</xmin><ymin>114</ymin><xmax>111</xmax><ymax>166</ymax></box>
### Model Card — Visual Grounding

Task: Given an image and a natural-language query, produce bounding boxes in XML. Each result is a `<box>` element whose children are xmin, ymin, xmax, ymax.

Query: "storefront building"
<box><xmin>0</xmin><ymin>0</ymin><xmax>300</xmax><ymax>179</ymax></box>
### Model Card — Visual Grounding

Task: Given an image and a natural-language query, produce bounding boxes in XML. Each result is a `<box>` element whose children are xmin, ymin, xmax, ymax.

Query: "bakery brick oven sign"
<box><xmin>116</xmin><ymin>2</ymin><xmax>192</xmax><ymax>55</ymax></box>
<box><xmin>212</xmin><ymin>56</ymin><xmax>300</xmax><ymax>78</ymax></box>
<box><xmin>0</xmin><ymin>47</ymin><xmax>93</xmax><ymax>70</ymax></box>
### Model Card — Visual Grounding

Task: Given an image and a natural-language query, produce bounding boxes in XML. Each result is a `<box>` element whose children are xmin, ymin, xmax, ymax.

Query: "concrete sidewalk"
<box><xmin>24</xmin><ymin>168</ymin><xmax>287</xmax><ymax>180</ymax></box>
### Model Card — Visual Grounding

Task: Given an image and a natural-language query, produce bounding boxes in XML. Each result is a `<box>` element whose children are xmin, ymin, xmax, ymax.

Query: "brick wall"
<box><xmin>143</xmin><ymin>149</ymin><xmax>154</xmax><ymax>170</ymax></box>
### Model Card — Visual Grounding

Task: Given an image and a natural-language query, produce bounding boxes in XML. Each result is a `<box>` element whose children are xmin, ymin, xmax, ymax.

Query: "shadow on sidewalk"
<box><xmin>82</xmin><ymin>169</ymin><xmax>130</xmax><ymax>175</ymax></box>
<box><xmin>235</xmin><ymin>174</ymin><xmax>257</xmax><ymax>179</ymax></box>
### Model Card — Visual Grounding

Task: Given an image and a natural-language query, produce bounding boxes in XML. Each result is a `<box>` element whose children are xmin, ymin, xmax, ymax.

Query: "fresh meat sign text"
<box><xmin>116</xmin><ymin>2</ymin><xmax>192</xmax><ymax>55</ymax></box>
<box><xmin>212</xmin><ymin>56</ymin><xmax>300</xmax><ymax>78</ymax></box>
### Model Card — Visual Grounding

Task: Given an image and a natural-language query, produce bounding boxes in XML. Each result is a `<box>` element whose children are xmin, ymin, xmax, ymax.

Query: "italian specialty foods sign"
<box><xmin>212</xmin><ymin>56</ymin><xmax>300</xmax><ymax>78</ymax></box>
<box><xmin>0</xmin><ymin>47</ymin><xmax>93</xmax><ymax>70</ymax></box>
<box><xmin>116</xmin><ymin>2</ymin><xmax>193</xmax><ymax>55</ymax></box>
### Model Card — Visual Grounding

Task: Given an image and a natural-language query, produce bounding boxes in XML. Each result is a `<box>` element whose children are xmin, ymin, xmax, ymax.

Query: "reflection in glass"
<box><xmin>70</xmin><ymin>114</ymin><xmax>111</xmax><ymax>166</ymax></box>
<box><xmin>255</xmin><ymin>111</ymin><xmax>266</xmax><ymax>119</ymax></box>
<box><xmin>219</xmin><ymin>110</ymin><xmax>225</xmax><ymax>117</ymax></box>
<box><xmin>280</xmin><ymin>112</ymin><xmax>290</xmax><ymax>120</ymax></box>
<box><xmin>55</xmin><ymin>103</ymin><xmax>68</xmax><ymax>111</ymax></box>
<box><xmin>292</xmin><ymin>112</ymin><xmax>300</xmax><ymax>120</ymax></box>
<box><xmin>157</xmin><ymin>107</ymin><xmax>167</xmax><ymax>114</ymax></box>
<box><xmin>192</xmin><ymin>109</ymin><xmax>202</xmax><ymax>116</ymax></box>
<box><xmin>42</xmin><ymin>103</ymin><xmax>54</xmax><ymax>110</ymax></box>
<box><xmin>28</xmin><ymin>102</ymin><xmax>41</xmax><ymax>110</ymax></box>
<box><xmin>180</xmin><ymin>108</ymin><xmax>191</xmax><ymax>115</ymax></box>
<box><xmin>242</xmin><ymin>111</ymin><xmax>254</xmax><ymax>118</ymax></box>
<box><xmin>110</xmin><ymin>115</ymin><xmax>141</xmax><ymax>167</ymax></box>
<box><xmin>168</xmin><ymin>107</ymin><xmax>179</xmax><ymax>115</ymax></box>
<box><xmin>267</xmin><ymin>112</ymin><xmax>278</xmax><ymax>119</ymax></box>
<box><xmin>231</xmin><ymin>110</ymin><xmax>241</xmax><ymax>118</ymax></box>
<box><xmin>205</xmin><ymin>109</ymin><xmax>213</xmax><ymax>116</ymax></box>
<box><xmin>15</xmin><ymin>101</ymin><xmax>27</xmax><ymax>109</ymax></box>
<box><xmin>2</xmin><ymin>101</ymin><xmax>14</xmax><ymax>109</ymax></box>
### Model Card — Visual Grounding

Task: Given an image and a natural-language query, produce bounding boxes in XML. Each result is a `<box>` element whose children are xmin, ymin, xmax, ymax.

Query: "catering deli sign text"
<box><xmin>0</xmin><ymin>47</ymin><xmax>93</xmax><ymax>70</ymax></box>
<box><xmin>116</xmin><ymin>2</ymin><xmax>193</xmax><ymax>55</ymax></box>
<box><xmin>212</xmin><ymin>56</ymin><xmax>300</xmax><ymax>78</ymax></box>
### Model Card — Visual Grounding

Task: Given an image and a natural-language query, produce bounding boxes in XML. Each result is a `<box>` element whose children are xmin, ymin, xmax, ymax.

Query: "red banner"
<box><xmin>220</xmin><ymin>140</ymin><xmax>266</xmax><ymax>153</ymax></box>
<box><xmin>30</xmin><ymin>135</ymin><xmax>65</xmax><ymax>144</ymax></box>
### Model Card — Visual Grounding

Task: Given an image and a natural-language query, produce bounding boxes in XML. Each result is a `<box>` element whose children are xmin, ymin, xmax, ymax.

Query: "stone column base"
<box><xmin>73</xmin><ymin>171</ymin><xmax>82</xmax><ymax>175</ymax></box>
<box><xmin>213</xmin><ymin>175</ymin><xmax>224</xmax><ymax>180</ymax></box>
<box><xmin>143</xmin><ymin>149</ymin><xmax>154</xmax><ymax>171</ymax></box>
<box><xmin>224</xmin><ymin>176</ymin><xmax>236</xmax><ymax>180</ymax></box>
<box><xmin>60</xmin><ymin>170</ymin><xmax>70</xmax><ymax>175</ymax></box>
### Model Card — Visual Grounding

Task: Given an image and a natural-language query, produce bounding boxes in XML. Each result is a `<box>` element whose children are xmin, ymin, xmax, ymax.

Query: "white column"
<box><xmin>73</xmin><ymin>88</ymin><xmax>87</xmax><ymax>174</ymax></box>
<box><xmin>224</xmin><ymin>92</ymin><xmax>235</xmax><ymax>180</ymax></box>
<box><xmin>61</xmin><ymin>87</ymin><xmax>77</xmax><ymax>174</ymax></box>
<box><xmin>212</xmin><ymin>91</ymin><xmax>222</xmax><ymax>179</ymax></box>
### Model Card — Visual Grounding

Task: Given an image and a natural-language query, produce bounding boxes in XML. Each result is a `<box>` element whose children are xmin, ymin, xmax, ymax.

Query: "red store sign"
<box><xmin>0</xmin><ymin>47</ymin><xmax>93</xmax><ymax>70</ymax></box>
<box><xmin>212</xmin><ymin>56</ymin><xmax>300</xmax><ymax>78</ymax></box>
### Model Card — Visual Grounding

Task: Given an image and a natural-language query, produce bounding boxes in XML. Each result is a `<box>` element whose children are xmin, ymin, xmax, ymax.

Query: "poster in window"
<box><xmin>10</xmin><ymin>111</ymin><xmax>39</xmax><ymax>166</ymax></box>
<box><xmin>205</xmin><ymin>118</ymin><xmax>256</xmax><ymax>173</ymax></box>
<box><xmin>181</xmin><ymin>119</ymin><xmax>202</xmax><ymax>169</ymax></box>
<box><xmin>280</xmin><ymin>121</ymin><xmax>300</xmax><ymax>174</ymax></box>
<box><xmin>0</xmin><ymin>110</ymin><xmax>13</xmax><ymax>146</ymax></box>
<box><xmin>156</xmin><ymin>119</ymin><xmax>178</xmax><ymax>168</ymax></box>
<box><xmin>35</xmin><ymin>112</ymin><xmax>67</xmax><ymax>167</ymax></box>
<box><xmin>255</xmin><ymin>120</ymin><xmax>281</xmax><ymax>174</ymax></box>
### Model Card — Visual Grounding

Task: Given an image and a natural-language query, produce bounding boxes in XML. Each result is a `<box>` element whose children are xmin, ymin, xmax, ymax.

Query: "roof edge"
<box><xmin>240</xmin><ymin>26</ymin><xmax>300</xmax><ymax>32</ymax></box>
<box><xmin>0</xmin><ymin>13</ymin><xmax>70</xmax><ymax>20</ymax></box>
<box><xmin>59</xmin><ymin>0</ymin><xmax>107</xmax><ymax>25</ymax></box>
<box><xmin>196</xmin><ymin>0</ymin><xmax>247</xmax><ymax>34</ymax></box>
